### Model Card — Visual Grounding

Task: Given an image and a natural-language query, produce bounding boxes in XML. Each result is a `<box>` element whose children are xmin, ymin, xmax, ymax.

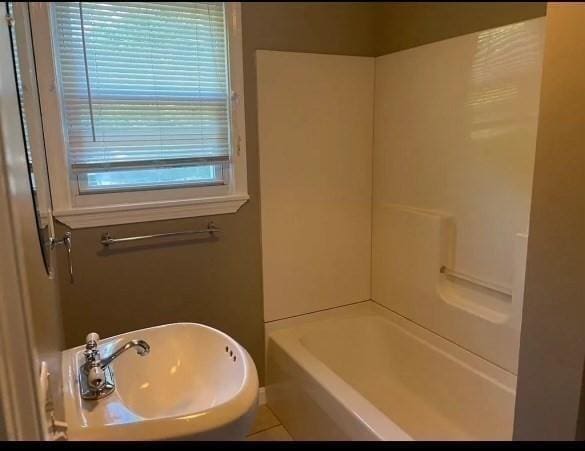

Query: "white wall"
<box><xmin>257</xmin><ymin>51</ymin><xmax>374</xmax><ymax>322</ymax></box>
<box><xmin>372</xmin><ymin>18</ymin><xmax>546</xmax><ymax>373</ymax></box>
<box><xmin>257</xmin><ymin>19</ymin><xmax>545</xmax><ymax>374</ymax></box>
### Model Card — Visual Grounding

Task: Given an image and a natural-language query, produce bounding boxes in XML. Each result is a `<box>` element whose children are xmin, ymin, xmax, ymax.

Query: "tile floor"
<box><xmin>246</xmin><ymin>405</ymin><xmax>293</xmax><ymax>441</ymax></box>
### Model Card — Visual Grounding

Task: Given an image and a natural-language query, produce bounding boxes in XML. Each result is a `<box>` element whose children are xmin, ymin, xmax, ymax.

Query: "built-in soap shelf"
<box><xmin>437</xmin><ymin>229</ymin><xmax>527</xmax><ymax>325</ymax></box>
<box><xmin>437</xmin><ymin>262</ymin><xmax>513</xmax><ymax>324</ymax></box>
<box><xmin>372</xmin><ymin>202</ymin><xmax>527</xmax><ymax>372</ymax></box>
<box><xmin>439</xmin><ymin>266</ymin><xmax>512</xmax><ymax>297</ymax></box>
<box><xmin>372</xmin><ymin>202</ymin><xmax>526</xmax><ymax>324</ymax></box>
<box><xmin>437</xmin><ymin>272</ymin><xmax>512</xmax><ymax>324</ymax></box>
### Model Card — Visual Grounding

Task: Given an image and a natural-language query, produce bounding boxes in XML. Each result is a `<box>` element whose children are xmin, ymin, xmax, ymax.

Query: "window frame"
<box><xmin>30</xmin><ymin>2</ymin><xmax>248</xmax><ymax>228</ymax></box>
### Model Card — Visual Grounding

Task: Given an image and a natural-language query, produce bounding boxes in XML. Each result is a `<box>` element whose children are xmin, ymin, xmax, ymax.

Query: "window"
<box><xmin>33</xmin><ymin>2</ymin><xmax>247</xmax><ymax>227</ymax></box>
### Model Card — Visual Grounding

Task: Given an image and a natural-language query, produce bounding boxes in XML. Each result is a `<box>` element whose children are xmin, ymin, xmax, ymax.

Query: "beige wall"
<box><xmin>374</xmin><ymin>2</ymin><xmax>546</xmax><ymax>56</ymax></box>
<box><xmin>55</xmin><ymin>3</ymin><xmax>377</xmax><ymax>384</ymax></box>
<box><xmin>513</xmin><ymin>3</ymin><xmax>585</xmax><ymax>440</ymax></box>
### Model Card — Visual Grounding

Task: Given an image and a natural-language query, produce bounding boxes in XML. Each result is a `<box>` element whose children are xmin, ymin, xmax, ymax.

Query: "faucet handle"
<box><xmin>84</xmin><ymin>333</ymin><xmax>101</xmax><ymax>367</ymax></box>
<box><xmin>85</xmin><ymin>332</ymin><xmax>100</xmax><ymax>349</ymax></box>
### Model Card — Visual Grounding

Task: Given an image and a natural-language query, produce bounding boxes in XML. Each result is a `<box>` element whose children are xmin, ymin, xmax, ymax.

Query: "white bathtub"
<box><xmin>266</xmin><ymin>301</ymin><xmax>516</xmax><ymax>440</ymax></box>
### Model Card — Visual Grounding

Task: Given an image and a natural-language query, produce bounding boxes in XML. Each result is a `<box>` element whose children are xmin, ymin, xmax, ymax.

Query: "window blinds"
<box><xmin>53</xmin><ymin>2</ymin><xmax>230</xmax><ymax>174</ymax></box>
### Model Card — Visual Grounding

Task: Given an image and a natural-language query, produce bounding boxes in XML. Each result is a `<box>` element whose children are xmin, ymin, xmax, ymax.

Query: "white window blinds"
<box><xmin>53</xmin><ymin>2</ymin><xmax>230</xmax><ymax>189</ymax></box>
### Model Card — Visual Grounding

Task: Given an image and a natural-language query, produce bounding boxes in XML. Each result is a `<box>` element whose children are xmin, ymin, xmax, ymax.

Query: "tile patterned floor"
<box><xmin>246</xmin><ymin>405</ymin><xmax>293</xmax><ymax>441</ymax></box>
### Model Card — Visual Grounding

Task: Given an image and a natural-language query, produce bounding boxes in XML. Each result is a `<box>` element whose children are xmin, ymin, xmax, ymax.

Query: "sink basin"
<box><xmin>61</xmin><ymin>323</ymin><xmax>259</xmax><ymax>440</ymax></box>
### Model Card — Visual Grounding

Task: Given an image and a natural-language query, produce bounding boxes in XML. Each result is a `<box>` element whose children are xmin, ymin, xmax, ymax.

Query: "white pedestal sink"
<box><xmin>61</xmin><ymin>323</ymin><xmax>259</xmax><ymax>440</ymax></box>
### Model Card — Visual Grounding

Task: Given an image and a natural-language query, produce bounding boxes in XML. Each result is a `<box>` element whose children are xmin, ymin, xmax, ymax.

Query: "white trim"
<box><xmin>55</xmin><ymin>193</ymin><xmax>249</xmax><ymax>228</ymax></box>
<box><xmin>29</xmin><ymin>3</ymin><xmax>72</xmax><ymax>210</ymax></box>
<box><xmin>225</xmin><ymin>2</ymin><xmax>248</xmax><ymax>199</ymax></box>
<box><xmin>31</xmin><ymin>2</ymin><xmax>249</xmax><ymax>228</ymax></box>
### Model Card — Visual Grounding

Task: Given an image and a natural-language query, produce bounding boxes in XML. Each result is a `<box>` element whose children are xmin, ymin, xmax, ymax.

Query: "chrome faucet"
<box><xmin>100</xmin><ymin>339</ymin><xmax>150</xmax><ymax>368</ymax></box>
<box><xmin>79</xmin><ymin>333</ymin><xmax>150</xmax><ymax>401</ymax></box>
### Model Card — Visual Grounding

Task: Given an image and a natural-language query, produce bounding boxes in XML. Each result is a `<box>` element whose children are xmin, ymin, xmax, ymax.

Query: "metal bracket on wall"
<box><xmin>49</xmin><ymin>232</ymin><xmax>73</xmax><ymax>283</ymax></box>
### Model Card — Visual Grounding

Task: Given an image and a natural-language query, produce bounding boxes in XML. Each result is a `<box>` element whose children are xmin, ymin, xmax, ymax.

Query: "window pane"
<box><xmin>79</xmin><ymin>164</ymin><xmax>225</xmax><ymax>193</ymax></box>
<box><xmin>53</xmin><ymin>2</ymin><xmax>232</xmax><ymax>192</ymax></box>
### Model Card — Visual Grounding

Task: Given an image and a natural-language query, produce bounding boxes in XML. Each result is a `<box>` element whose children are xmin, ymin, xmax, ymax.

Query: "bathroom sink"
<box><xmin>61</xmin><ymin>323</ymin><xmax>259</xmax><ymax>440</ymax></box>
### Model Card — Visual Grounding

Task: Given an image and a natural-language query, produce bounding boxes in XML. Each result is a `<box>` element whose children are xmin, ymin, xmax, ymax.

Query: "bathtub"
<box><xmin>265</xmin><ymin>301</ymin><xmax>516</xmax><ymax>440</ymax></box>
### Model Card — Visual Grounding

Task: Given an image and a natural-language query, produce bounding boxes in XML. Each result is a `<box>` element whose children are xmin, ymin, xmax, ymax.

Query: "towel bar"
<box><xmin>100</xmin><ymin>222</ymin><xmax>219</xmax><ymax>246</ymax></box>
<box><xmin>439</xmin><ymin>265</ymin><xmax>512</xmax><ymax>296</ymax></box>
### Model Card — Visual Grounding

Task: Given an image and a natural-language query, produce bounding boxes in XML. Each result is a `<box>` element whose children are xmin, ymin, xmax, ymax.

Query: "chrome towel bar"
<box><xmin>439</xmin><ymin>265</ymin><xmax>512</xmax><ymax>296</ymax></box>
<box><xmin>100</xmin><ymin>221</ymin><xmax>220</xmax><ymax>247</ymax></box>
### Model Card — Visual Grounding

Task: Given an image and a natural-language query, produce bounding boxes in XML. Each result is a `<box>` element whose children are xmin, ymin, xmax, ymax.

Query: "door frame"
<box><xmin>0</xmin><ymin>3</ymin><xmax>45</xmax><ymax>440</ymax></box>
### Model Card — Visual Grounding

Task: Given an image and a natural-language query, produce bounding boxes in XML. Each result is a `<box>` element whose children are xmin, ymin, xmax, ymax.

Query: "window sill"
<box><xmin>53</xmin><ymin>193</ymin><xmax>249</xmax><ymax>229</ymax></box>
